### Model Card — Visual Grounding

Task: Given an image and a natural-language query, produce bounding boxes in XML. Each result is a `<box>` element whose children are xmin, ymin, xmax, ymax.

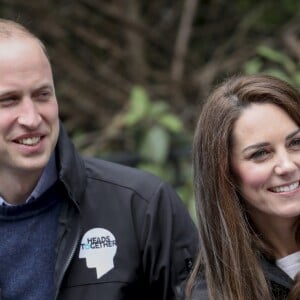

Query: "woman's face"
<box><xmin>231</xmin><ymin>102</ymin><xmax>300</xmax><ymax>225</ymax></box>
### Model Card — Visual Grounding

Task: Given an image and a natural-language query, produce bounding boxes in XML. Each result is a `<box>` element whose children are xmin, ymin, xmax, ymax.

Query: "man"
<box><xmin>0</xmin><ymin>19</ymin><xmax>198</xmax><ymax>300</ymax></box>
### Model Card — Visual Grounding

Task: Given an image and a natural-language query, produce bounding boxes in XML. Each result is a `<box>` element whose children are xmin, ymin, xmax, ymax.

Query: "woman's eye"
<box><xmin>250</xmin><ymin>149</ymin><xmax>268</xmax><ymax>160</ymax></box>
<box><xmin>290</xmin><ymin>138</ymin><xmax>300</xmax><ymax>148</ymax></box>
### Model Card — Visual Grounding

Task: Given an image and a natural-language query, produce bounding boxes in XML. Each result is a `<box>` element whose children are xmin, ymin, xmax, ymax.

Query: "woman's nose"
<box><xmin>274</xmin><ymin>153</ymin><xmax>298</xmax><ymax>175</ymax></box>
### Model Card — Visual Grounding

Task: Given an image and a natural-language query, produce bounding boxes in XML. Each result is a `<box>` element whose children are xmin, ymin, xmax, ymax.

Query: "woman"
<box><xmin>187</xmin><ymin>74</ymin><xmax>300</xmax><ymax>299</ymax></box>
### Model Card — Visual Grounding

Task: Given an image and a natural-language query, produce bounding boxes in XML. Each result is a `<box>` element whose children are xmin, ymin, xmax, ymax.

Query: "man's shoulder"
<box><xmin>82</xmin><ymin>156</ymin><xmax>166</xmax><ymax>200</ymax></box>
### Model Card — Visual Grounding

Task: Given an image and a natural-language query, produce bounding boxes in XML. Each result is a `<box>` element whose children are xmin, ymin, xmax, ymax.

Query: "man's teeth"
<box><xmin>17</xmin><ymin>137</ymin><xmax>40</xmax><ymax>145</ymax></box>
<box><xmin>271</xmin><ymin>182</ymin><xmax>299</xmax><ymax>193</ymax></box>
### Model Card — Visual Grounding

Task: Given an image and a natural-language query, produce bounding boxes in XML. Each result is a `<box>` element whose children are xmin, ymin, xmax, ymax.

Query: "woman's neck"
<box><xmin>250</xmin><ymin>212</ymin><xmax>300</xmax><ymax>259</ymax></box>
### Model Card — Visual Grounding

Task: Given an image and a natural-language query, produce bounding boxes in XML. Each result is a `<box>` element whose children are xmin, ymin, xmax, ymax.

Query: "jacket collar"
<box><xmin>260</xmin><ymin>255</ymin><xmax>294</xmax><ymax>289</ymax></box>
<box><xmin>56</xmin><ymin>122</ymin><xmax>86</xmax><ymax>207</ymax></box>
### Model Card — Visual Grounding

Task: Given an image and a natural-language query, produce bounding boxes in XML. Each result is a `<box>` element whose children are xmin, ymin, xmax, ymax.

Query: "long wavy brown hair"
<box><xmin>187</xmin><ymin>74</ymin><xmax>300</xmax><ymax>299</ymax></box>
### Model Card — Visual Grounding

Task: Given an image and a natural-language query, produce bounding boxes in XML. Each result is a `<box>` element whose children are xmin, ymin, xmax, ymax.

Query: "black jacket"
<box><xmin>54</xmin><ymin>125</ymin><xmax>199</xmax><ymax>300</ymax></box>
<box><xmin>184</xmin><ymin>256</ymin><xmax>294</xmax><ymax>300</ymax></box>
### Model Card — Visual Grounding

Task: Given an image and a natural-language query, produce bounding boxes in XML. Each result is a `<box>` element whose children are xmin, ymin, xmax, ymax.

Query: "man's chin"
<box><xmin>11</xmin><ymin>156</ymin><xmax>50</xmax><ymax>174</ymax></box>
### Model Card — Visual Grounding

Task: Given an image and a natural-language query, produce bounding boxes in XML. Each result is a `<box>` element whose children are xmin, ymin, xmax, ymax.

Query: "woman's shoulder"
<box><xmin>176</xmin><ymin>276</ymin><xmax>209</xmax><ymax>300</ymax></box>
<box><xmin>190</xmin><ymin>277</ymin><xmax>209</xmax><ymax>299</ymax></box>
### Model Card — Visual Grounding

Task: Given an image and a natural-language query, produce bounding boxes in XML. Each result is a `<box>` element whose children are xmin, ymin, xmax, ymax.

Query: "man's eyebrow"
<box><xmin>0</xmin><ymin>90</ymin><xmax>19</xmax><ymax>97</ymax></box>
<box><xmin>32</xmin><ymin>85</ymin><xmax>55</xmax><ymax>95</ymax></box>
<box><xmin>35</xmin><ymin>84</ymin><xmax>54</xmax><ymax>91</ymax></box>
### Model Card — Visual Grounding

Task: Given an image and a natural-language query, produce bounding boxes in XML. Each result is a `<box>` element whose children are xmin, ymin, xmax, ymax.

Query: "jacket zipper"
<box><xmin>54</xmin><ymin>220</ymin><xmax>81</xmax><ymax>300</ymax></box>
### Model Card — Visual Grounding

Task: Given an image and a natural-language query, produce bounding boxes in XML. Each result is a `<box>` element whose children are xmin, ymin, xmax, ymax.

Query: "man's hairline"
<box><xmin>0</xmin><ymin>29</ymin><xmax>50</xmax><ymax>63</ymax></box>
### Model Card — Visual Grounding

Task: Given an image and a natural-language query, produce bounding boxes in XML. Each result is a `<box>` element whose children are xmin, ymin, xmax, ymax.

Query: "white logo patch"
<box><xmin>79</xmin><ymin>228</ymin><xmax>117</xmax><ymax>279</ymax></box>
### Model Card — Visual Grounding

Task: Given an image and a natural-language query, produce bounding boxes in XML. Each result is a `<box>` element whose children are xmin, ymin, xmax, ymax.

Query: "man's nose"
<box><xmin>17</xmin><ymin>98</ymin><xmax>42</xmax><ymax>128</ymax></box>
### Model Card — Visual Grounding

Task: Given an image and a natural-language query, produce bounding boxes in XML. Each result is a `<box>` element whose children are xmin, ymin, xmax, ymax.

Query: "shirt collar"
<box><xmin>0</xmin><ymin>152</ymin><xmax>58</xmax><ymax>206</ymax></box>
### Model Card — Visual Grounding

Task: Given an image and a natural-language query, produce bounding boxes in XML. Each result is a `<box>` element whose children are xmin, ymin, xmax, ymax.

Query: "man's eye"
<box><xmin>37</xmin><ymin>91</ymin><xmax>51</xmax><ymax>101</ymax></box>
<box><xmin>0</xmin><ymin>97</ymin><xmax>18</xmax><ymax>106</ymax></box>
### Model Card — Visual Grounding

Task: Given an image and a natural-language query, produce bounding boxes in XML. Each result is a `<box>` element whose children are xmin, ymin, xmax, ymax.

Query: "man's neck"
<box><xmin>0</xmin><ymin>169</ymin><xmax>43</xmax><ymax>205</ymax></box>
<box><xmin>0</xmin><ymin>153</ymin><xmax>58</xmax><ymax>206</ymax></box>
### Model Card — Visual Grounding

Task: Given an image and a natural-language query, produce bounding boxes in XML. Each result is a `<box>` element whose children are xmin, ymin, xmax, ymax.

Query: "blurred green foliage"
<box><xmin>123</xmin><ymin>86</ymin><xmax>196</xmax><ymax>220</ymax></box>
<box><xmin>124</xmin><ymin>86</ymin><xmax>184</xmax><ymax>165</ymax></box>
<box><xmin>244</xmin><ymin>45</ymin><xmax>300</xmax><ymax>86</ymax></box>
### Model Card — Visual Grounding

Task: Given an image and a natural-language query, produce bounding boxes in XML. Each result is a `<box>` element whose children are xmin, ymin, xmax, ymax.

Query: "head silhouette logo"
<box><xmin>79</xmin><ymin>228</ymin><xmax>117</xmax><ymax>279</ymax></box>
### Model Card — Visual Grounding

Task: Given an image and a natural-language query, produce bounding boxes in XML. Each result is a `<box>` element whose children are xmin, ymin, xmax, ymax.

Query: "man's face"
<box><xmin>0</xmin><ymin>37</ymin><xmax>59</xmax><ymax>177</ymax></box>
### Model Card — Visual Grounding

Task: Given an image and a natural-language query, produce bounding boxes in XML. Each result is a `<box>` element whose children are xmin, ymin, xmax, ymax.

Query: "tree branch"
<box><xmin>171</xmin><ymin>0</ymin><xmax>199</xmax><ymax>82</ymax></box>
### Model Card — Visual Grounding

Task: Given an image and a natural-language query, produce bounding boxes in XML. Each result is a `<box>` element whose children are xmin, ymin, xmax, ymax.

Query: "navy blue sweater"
<box><xmin>0</xmin><ymin>183</ymin><xmax>62</xmax><ymax>300</ymax></box>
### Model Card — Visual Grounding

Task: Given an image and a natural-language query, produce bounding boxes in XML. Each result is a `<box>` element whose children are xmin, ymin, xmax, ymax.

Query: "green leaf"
<box><xmin>243</xmin><ymin>58</ymin><xmax>262</xmax><ymax>74</ymax></box>
<box><xmin>124</xmin><ymin>86</ymin><xmax>150</xmax><ymax>126</ymax></box>
<box><xmin>148</xmin><ymin>101</ymin><xmax>169</xmax><ymax>118</ymax></box>
<box><xmin>159</xmin><ymin>113</ymin><xmax>183</xmax><ymax>133</ymax></box>
<box><xmin>257</xmin><ymin>46</ymin><xmax>296</xmax><ymax>73</ymax></box>
<box><xmin>139</xmin><ymin>126</ymin><xmax>170</xmax><ymax>163</ymax></box>
<box><xmin>292</xmin><ymin>72</ymin><xmax>300</xmax><ymax>87</ymax></box>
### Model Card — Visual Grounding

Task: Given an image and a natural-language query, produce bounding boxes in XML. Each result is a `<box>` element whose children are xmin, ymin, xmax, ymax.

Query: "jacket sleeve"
<box><xmin>138</xmin><ymin>182</ymin><xmax>199</xmax><ymax>300</ymax></box>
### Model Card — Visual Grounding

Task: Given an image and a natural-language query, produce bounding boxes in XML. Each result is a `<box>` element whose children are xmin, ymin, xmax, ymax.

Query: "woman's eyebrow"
<box><xmin>242</xmin><ymin>142</ymin><xmax>269</xmax><ymax>154</ymax></box>
<box><xmin>286</xmin><ymin>128</ymin><xmax>300</xmax><ymax>140</ymax></box>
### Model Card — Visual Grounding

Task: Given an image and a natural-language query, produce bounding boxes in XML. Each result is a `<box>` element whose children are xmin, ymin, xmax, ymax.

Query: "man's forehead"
<box><xmin>0</xmin><ymin>36</ymin><xmax>49</xmax><ymax>63</ymax></box>
<box><xmin>0</xmin><ymin>30</ymin><xmax>48</xmax><ymax>61</ymax></box>
<box><xmin>0</xmin><ymin>37</ymin><xmax>54</xmax><ymax>89</ymax></box>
